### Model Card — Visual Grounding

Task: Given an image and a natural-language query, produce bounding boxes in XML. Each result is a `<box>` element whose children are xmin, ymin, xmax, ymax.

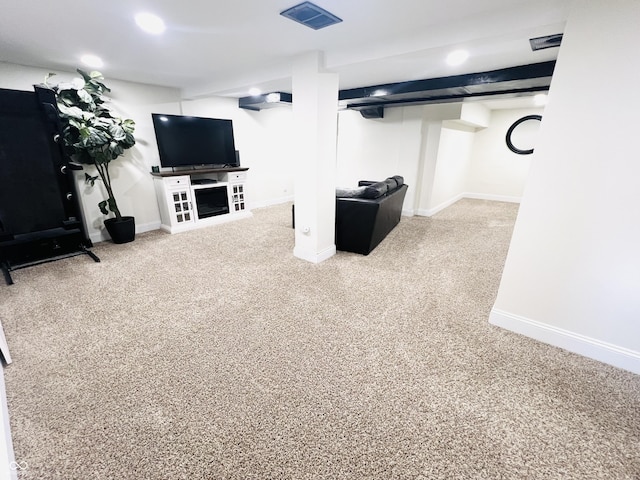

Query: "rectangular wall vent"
<box><xmin>280</xmin><ymin>2</ymin><xmax>342</xmax><ymax>30</ymax></box>
<box><xmin>529</xmin><ymin>34</ymin><xmax>563</xmax><ymax>51</ymax></box>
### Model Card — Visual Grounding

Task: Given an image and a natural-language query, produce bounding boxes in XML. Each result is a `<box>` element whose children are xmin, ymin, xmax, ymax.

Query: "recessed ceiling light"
<box><xmin>81</xmin><ymin>54</ymin><xmax>104</xmax><ymax>69</ymax></box>
<box><xmin>446</xmin><ymin>49</ymin><xmax>469</xmax><ymax>67</ymax></box>
<box><xmin>249</xmin><ymin>88</ymin><xmax>261</xmax><ymax>96</ymax></box>
<box><xmin>135</xmin><ymin>12</ymin><xmax>166</xmax><ymax>35</ymax></box>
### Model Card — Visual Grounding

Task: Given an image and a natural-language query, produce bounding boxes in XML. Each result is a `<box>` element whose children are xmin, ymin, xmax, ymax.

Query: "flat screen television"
<box><xmin>151</xmin><ymin>113</ymin><xmax>238</xmax><ymax>168</ymax></box>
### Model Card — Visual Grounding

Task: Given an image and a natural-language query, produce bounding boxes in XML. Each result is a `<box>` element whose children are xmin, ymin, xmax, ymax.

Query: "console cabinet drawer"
<box><xmin>166</xmin><ymin>176</ymin><xmax>190</xmax><ymax>188</ymax></box>
<box><xmin>225</xmin><ymin>171</ymin><xmax>247</xmax><ymax>182</ymax></box>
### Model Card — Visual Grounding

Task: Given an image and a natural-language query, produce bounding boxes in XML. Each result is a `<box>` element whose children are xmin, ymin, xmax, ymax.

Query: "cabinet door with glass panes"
<box><xmin>229</xmin><ymin>183</ymin><xmax>246</xmax><ymax>213</ymax></box>
<box><xmin>168</xmin><ymin>187</ymin><xmax>194</xmax><ymax>225</ymax></box>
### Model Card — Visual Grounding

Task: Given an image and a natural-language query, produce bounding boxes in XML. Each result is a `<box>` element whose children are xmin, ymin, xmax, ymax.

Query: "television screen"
<box><xmin>151</xmin><ymin>113</ymin><xmax>238</xmax><ymax>168</ymax></box>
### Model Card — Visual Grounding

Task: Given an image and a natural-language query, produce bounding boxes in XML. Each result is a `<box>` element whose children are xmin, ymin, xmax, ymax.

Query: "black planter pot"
<box><xmin>104</xmin><ymin>216</ymin><xmax>135</xmax><ymax>244</ymax></box>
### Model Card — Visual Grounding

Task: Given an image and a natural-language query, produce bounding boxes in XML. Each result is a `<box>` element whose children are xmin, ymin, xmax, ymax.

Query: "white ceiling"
<box><xmin>0</xmin><ymin>0</ymin><xmax>572</xmax><ymax>105</ymax></box>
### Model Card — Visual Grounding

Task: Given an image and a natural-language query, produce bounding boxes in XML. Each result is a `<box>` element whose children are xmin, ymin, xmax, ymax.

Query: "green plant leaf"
<box><xmin>77</xmin><ymin>69</ymin><xmax>92</xmax><ymax>83</ymax></box>
<box><xmin>44</xmin><ymin>72</ymin><xmax>57</xmax><ymax>87</ymax></box>
<box><xmin>81</xmin><ymin>128</ymin><xmax>109</xmax><ymax>147</ymax></box>
<box><xmin>122</xmin><ymin>119</ymin><xmax>136</xmax><ymax>132</ymax></box>
<box><xmin>57</xmin><ymin>103</ymin><xmax>85</xmax><ymax>120</ymax></box>
<box><xmin>107</xmin><ymin>197</ymin><xmax>118</xmax><ymax>214</ymax></box>
<box><xmin>109</xmin><ymin>123</ymin><xmax>126</xmax><ymax>141</ymax></box>
<box><xmin>77</xmin><ymin>88</ymin><xmax>92</xmax><ymax>104</ymax></box>
<box><xmin>68</xmin><ymin>118</ymin><xmax>84</xmax><ymax>130</ymax></box>
<box><xmin>98</xmin><ymin>200</ymin><xmax>108</xmax><ymax>215</ymax></box>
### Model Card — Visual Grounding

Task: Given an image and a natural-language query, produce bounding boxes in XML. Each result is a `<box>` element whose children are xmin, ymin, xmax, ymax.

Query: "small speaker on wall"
<box><xmin>235</xmin><ymin>150</ymin><xmax>240</xmax><ymax>166</ymax></box>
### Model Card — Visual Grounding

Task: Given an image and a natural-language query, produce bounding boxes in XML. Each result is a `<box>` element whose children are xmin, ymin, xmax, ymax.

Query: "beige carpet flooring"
<box><xmin>1</xmin><ymin>199</ymin><xmax>639</xmax><ymax>479</ymax></box>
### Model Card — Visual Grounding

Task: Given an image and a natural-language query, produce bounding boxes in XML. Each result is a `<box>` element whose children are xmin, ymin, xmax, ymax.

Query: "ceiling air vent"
<box><xmin>280</xmin><ymin>2</ymin><xmax>342</xmax><ymax>30</ymax></box>
<box><xmin>529</xmin><ymin>34</ymin><xmax>563</xmax><ymax>51</ymax></box>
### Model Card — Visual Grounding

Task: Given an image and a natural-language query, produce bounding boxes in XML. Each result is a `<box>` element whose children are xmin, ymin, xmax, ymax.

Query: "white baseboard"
<box><xmin>293</xmin><ymin>245</ymin><xmax>336</xmax><ymax>264</ymax></box>
<box><xmin>89</xmin><ymin>220</ymin><xmax>162</xmax><ymax>244</ymax></box>
<box><xmin>251</xmin><ymin>195</ymin><xmax>294</xmax><ymax>210</ymax></box>
<box><xmin>416</xmin><ymin>193</ymin><xmax>465</xmax><ymax>217</ymax></box>
<box><xmin>136</xmin><ymin>220</ymin><xmax>162</xmax><ymax>234</ymax></box>
<box><xmin>490</xmin><ymin>308</ymin><xmax>640</xmax><ymax>375</ymax></box>
<box><xmin>416</xmin><ymin>192</ymin><xmax>521</xmax><ymax>217</ymax></box>
<box><xmin>464</xmin><ymin>192</ymin><xmax>522</xmax><ymax>204</ymax></box>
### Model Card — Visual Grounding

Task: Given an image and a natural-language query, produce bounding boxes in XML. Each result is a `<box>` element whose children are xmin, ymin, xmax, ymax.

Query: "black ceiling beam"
<box><xmin>345</xmin><ymin>86</ymin><xmax>551</xmax><ymax>111</ymax></box>
<box><xmin>238</xmin><ymin>61</ymin><xmax>556</xmax><ymax>112</ymax></box>
<box><xmin>338</xmin><ymin>61</ymin><xmax>556</xmax><ymax>109</ymax></box>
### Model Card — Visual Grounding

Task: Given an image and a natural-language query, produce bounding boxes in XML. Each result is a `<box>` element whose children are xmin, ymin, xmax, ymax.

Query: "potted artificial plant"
<box><xmin>46</xmin><ymin>69</ymin><xmax>137</xmax><ymax>243</ymax></box>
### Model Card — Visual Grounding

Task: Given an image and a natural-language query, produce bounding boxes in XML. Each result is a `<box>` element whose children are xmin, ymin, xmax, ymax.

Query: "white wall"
<box><xmin>336</xmin><ymin>107</ymin><xmax>410</xmax><ymax>185</ymax></box>
<box><xmin>237</xmin><ymin>107</ymin><xmax>295</xmax><ymax>208</ymax></box>
<box><xmin>336</xmin><ymin>106</ymin><xmax>425</xmax><ymax>215</ymax></box>
<box><xmin>428</xmin><ymin>126</ymin><xmax>475</xmax><ymax>211</ymax></box>
<box><xmin>466</xmin><ymin>108</ymin><xmax>541</xmax><ymax>201</ymax></box>
<box><xmin>490</xmin><ymin>0</ymin><xmax>640</xmax><ymax>374</ymax></box>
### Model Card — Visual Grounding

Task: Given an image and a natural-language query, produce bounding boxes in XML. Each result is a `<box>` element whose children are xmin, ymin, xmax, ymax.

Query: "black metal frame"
<box><xmin>0</xmin><ymin>86</ymin><xmax>100</xmax><ymax>285</ymax></box>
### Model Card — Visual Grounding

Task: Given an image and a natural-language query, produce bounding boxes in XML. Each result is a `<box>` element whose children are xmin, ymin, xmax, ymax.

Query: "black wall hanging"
<box><xmin>505</xmin><ymin>114</ymin><xmax>542</xmax><ymax>155</ymax></box>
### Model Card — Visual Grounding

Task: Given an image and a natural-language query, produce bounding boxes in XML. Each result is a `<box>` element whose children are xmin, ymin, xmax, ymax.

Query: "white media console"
<box><xmin>152</xmin><ymin>167</ymin><xmax>251</xmax><ymax>234</ymax></box>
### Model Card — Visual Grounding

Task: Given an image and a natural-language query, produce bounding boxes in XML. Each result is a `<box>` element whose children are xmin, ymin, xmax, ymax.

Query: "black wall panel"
<box><xmin>0</xmin><ymin>86</ymin><xmax>96</xmax><ymax>284</ymax></box>
<box><xmin>0</xmin><ymin>89</ymin><xmax>67</xmax><ymax>234</ymax></box>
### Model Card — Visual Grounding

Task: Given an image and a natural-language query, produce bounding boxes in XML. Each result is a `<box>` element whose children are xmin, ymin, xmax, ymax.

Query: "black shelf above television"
<box><xmin>150</xmin><ymin>166</ymin><xmax>248</xmax><ymax>178</ymax></box>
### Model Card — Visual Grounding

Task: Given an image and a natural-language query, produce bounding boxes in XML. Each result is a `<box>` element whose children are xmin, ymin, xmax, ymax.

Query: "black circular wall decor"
<box><xmin>505</xmin><ymin>114</ymin><xmax>542</xmax><ymax>155</ymax></box>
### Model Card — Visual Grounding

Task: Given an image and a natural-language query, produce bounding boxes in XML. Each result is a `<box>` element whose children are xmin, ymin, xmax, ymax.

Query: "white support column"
<box><xmin>292</xmin><ymin>52</ymin><xmax>339</xmax><ymax>263</ymax></box>
<box><xmin>416</xmin><ymin>121</ymin><xmax>443</xmax><ymax>216</ymax></box>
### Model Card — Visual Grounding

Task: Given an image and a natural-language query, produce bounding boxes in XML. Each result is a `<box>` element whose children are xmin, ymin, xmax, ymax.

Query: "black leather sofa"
<box><xmin>335</xmin><ymin>176</ymin><xmax>408</xmax><ymax>255</ymax></box>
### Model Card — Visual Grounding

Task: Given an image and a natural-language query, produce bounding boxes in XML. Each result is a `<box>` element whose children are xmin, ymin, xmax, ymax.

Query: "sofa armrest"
<box><xmin>335</xmin><ymin>184</ymin><xmax>408</xmax><ymax>255</ymax></box>
<box><xmin>335</xmin><ymin>198</ymin><xmax>380</xmax><ymax>254</ymax></box>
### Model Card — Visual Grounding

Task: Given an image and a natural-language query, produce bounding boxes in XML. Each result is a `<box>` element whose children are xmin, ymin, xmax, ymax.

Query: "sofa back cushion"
<box><xmin>384</xmin><ymin>177</ymin><xmax>398</xmax><ymax>190</ymax></box>
<box><xmin>336</xmin><ymin>186</ymin><xmax>367</xmax><ymax>198</ymax></box>
<box><xmin>338</xmin><ymin>175</ymin><xmax>405</xmax><ymax>199</ymax></box>
<box><xmin>362</xmin><ymin>181</ymin><xmax>389</xmax><ymax>199</ymax></box>
<box><xmin>392</xmin><ymin>175</ymin><xmax>404</xmax><ymax>186</ymax></box>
